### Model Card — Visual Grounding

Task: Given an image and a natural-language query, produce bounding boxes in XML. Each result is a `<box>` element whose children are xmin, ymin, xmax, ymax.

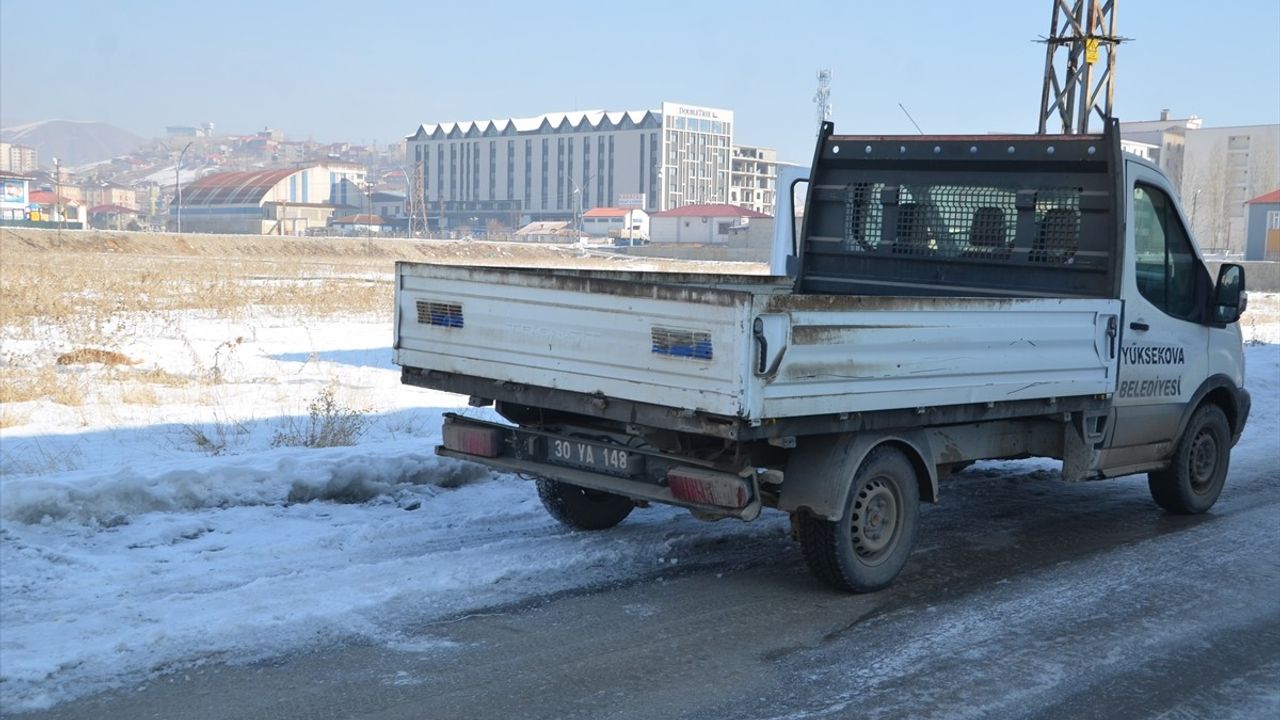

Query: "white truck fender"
<box><xmin>778</xmin><ymin>430</ymin><xmax>939</xmax><ymax>521</ymax></box>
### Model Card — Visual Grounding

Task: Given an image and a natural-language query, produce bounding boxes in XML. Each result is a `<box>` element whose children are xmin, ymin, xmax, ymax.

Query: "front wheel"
<box><xmin>536</xmin><ymin>478</ymin><xmax>634</xmax><ymax>530</ymax></box>
<box><xmin>1148</xmin><ymin>404</ymin><xmax>1231</xmax><ymax>514</ymax></box>
<box><xmin>796</xmin><ymin>446</ymin><xmax>921</xmax><ymax>593</ymax></box>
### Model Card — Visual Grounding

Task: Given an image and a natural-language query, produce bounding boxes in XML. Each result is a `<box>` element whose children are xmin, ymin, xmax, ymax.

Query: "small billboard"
<box><xmin>617</xmin><ymin>193</ymin><xmax>646</xmax><ymax>209</ymax></box>
<box><xmin>1</xmin><ymin>178</ymin><xmax>27</xmax><ymax>206</ymax></box>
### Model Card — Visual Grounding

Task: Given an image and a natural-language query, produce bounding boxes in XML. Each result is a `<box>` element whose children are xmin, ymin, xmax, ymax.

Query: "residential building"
<box><xmin>1120</xmin><ymin>138</ymin><xmax>1159</xmax><ymax>162</ymax></box>
<box><xmin>27</xmin><ymin>190</ymin><xmax>85</xmax><ymax>226</ymax></box>
<box><xmin>513</xmin><ymin>220</ymin><xmax>573</xmax><ymax>242</ymax></box>
<box><xmin>82</xmin><ymin>182</ymin><xmax>138</xmax><ymax>210</ymax></box>
<box><xmin>581</xmin><ymin>207</ymin><xmax>649</xmax><ymax>241</ymax></box>
<box><xmin>1119</xmin><ymin>110</ymin><xmax>1203</xmax><ymax>191</ymax></box>
<box><xmin>1122</xmin><ymin>110</ymin><xmax>1280</xmax><ymax>255</ymax></box>
<box><xmin>649</xmin><ymin>203</ymin><xmax>770</xmax><ymax>244</ymax></box>
<box><xmin>406</xmin><ymin>102</ymin><xmax>733</xmax><ymax>229</ymax></box>
<box><xmin>173</xmin><ymin>163</ymin><xmax>366</xmax><ymax>234</ymax></box>
<box><xmin>1244</xmin><ymin>189</ymin><xmax>1280</xmax><ymax>261</ymax></box>
<box><xmin>88</xmin><ymin>204</ymin><xmax>142</xmax><ymax>230</ymax></box>
<box><xmin>729</xmin><ymin>145</ymin><xmax>778</xmax><ymax>216</ymax></box>
<box><xmin>330</xmin><ymin>171</ymin><xmax>375</xmax><ymax>211</ymax></box>
<box><xmin>1181</xmin><ymin>123</ymin><xmax>1280</xmax><ymax>255</ymax></box>
<box><xmin>371</xmin><ymin>191</ymin><xmax>407</xmax><ymax>223</ymax></box>
<box><xmin>166</xmin><ymin>125</ymin><xmax>212</xmax><ymax>138</ymax></box>
<box><xmin>329</xmin><ymin>213</ymin><xmax>385</xmax><ymax>234</ymax></box>
<box><xmin>0</xmin><ymin>142</ymin><xmax>39</xmax><ymax>173</ymax></box>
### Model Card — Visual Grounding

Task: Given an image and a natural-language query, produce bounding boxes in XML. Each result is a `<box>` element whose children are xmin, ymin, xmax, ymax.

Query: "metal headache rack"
<box><xmin>796</xmin><ymin>121</ymin><xmax>1125</xmax><ymax>299</ymax></box>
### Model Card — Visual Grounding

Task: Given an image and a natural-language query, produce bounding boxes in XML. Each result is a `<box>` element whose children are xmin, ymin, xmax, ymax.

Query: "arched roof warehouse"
<box><xmin>181</xmin><ymin>168</ymin><xmax>297</xmax><ymax>206</ymax></box>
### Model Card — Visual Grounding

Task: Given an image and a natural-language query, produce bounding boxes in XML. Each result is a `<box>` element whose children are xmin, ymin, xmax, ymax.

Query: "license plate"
<box><xmin>546</xmin><ymin>438</ymin><xmax>643</xmax><ymax>476</ymax></box>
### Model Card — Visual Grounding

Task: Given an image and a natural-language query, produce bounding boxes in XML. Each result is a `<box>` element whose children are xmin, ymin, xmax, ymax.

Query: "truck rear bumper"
<box><xmin>436</xmin><ymin>415</ymin><xmax>763</xmax><ymax>521</ymax></box>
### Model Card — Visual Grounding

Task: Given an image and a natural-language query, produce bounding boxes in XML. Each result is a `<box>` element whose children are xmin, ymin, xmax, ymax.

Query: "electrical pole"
<box><xmin>1038</xmin><ymin>0</ymin><xmax>1123</xmax><ymax>134</ymax></box>
<box><xmin>176</xmin><ymin>141</ymin><xmax>193</xmax><ymax>233</ymax></box>
<box><xmin>53</xmin><ymin>157</ymin><xmax>63</xmax><ymax>230</ymax></box>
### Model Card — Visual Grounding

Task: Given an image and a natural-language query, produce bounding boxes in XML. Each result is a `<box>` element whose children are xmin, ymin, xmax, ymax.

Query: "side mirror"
<box><xmin>1212</xmin><ymin>263</ymin><xmax>1246</xmax><ymax>324</ymax></box>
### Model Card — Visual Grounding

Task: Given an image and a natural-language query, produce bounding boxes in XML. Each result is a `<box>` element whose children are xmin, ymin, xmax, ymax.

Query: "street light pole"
<box><xmin>397</xmin><ymin>164</ymin><xmax>415</xmax><ymax>237</ymax></box>
<box><xmin>568</xmin><ymin>177</ymin><xmax>581</xmax><ymax>235</ymax></box>
<box><xmin>568</xmin><ymin>173</ymin><xmax>598</xmax><ymax>238</ymax></box>
<box><xmin>52</xmin><ymin>157</ymin><xmax>63</xmax><ymax>229</ymax></box>
<box><xmin>176</xmin><ymin>141</ymin><xmax>193</xmax><ymax>233</ymax></box>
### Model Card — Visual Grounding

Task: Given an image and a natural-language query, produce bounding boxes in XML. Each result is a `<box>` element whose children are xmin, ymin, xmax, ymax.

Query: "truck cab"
<box><xmin>1103</xmin><ymin>155</ymin><xmax>1250</xmax><ymax>506</ymax></box>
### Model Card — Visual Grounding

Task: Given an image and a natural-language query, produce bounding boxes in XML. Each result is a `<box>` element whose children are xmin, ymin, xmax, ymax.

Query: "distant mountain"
<box><xmin>1</xmin><ymin>119</ymin><xmax>146</xmax><ymax>168</ymax></box>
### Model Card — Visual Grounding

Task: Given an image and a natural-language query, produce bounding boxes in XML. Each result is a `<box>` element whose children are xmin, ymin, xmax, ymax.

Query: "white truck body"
<box><xmin>393</xmin><ymin>121</ymin><xmax>1250</xmax><ymax>592</ymax></box>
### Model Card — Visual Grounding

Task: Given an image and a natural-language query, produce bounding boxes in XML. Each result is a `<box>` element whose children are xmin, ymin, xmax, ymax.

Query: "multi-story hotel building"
<box><xmin>405</xmin><ymin>102</ymin><xmax>734</xmax><ymax>229</ymax></box>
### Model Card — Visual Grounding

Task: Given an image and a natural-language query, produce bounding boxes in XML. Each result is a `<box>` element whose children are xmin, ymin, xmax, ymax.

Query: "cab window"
<box><xmin>1133</xmin><ymin>184</ymin><xmax>1199</xmax><ymax>320</ymax></box>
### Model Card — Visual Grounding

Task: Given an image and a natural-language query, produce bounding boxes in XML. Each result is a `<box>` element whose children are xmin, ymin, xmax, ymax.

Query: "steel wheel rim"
<box><xmin>851</xmin><ymin>477</ymin><xmax>900</xmax><ymax>565</ymax></box>
<box><xmin>1189</xmin><ymin>430</ymin><xmax>1219</xmax><ymax>494</ymax></box>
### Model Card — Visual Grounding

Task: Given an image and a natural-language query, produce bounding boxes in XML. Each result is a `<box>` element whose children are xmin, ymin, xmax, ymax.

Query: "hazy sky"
<box><xmin>3</xmin><ymin>0</ymin><xmax>1278</xmax><ymax>163</ymax></box>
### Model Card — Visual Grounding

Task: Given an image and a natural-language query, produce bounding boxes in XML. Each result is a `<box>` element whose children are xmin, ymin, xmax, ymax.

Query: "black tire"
<box><xmin>536</xmin><ymin>478</ymin><xmax>634</xmax><ymax>530</ymax></box>
<box><xmin>1148</xmin><ymin>404</ymin><xmax>1231</xmax><ymax>515</ymax></box>
<box><xmin>796</xmin><ymin>445</ymin><xmax>921</xmax><ymax>593</ymax></box>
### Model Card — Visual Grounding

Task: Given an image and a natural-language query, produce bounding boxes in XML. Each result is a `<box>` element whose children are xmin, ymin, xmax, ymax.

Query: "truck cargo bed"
<box><xmin>394</xmin><ymin>263</ymin><xmax>1121</xmax><ymax>424</ymax></box>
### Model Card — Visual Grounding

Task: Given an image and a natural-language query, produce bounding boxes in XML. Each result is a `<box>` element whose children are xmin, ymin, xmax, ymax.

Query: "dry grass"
<box><xmin>0</xmin><ymin>246</ymin><xmax>394</xmax><ymax>333</ymax></box>
<box><xmin>1242</xmin><ymin>293</ymin><xmax>1280</xmax><ymax>345</ymax></box>
<box><xmin>128</xmin><ymin>367</ymin><xmax>192</xmax><ymax>387</ymax></box>
<box><xmin>0</xmin><ymin>407</ymin><xmax>28</xmax><ymax>429</ymax></box>
<box><xmin>272</xmin><ymin>386</ymin><xmax>370</xmax><ymax>449</ymax></box>
<box><xmin>56</xmin><ymin>348</ymin><xmax>139</xmax><ymax>366</ymax></box>
<box><xmin>1</xmin><ymin>228</ymin><xmax>410</xmax><ymax>404</ymax></box>
<box><xmin>0</xmin><ymin>367</ymin><xmax>86</xmax><ymax>406</ymax></box>
<box><xmin>119</xmin><ymin>384</ymin><xmax>160</xmax><ymax>406</ymax></box>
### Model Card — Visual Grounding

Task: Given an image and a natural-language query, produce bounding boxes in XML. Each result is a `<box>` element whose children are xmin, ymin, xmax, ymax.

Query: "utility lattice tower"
<box><xmin>1038</xmin><ymin>0</ymin><xmax>1124</xmax><ymax>134</ymax></box>
<box><xmin>814</xmin><ymin>69</ymin><xmax>832</xmax><ymax>136</ymax></box>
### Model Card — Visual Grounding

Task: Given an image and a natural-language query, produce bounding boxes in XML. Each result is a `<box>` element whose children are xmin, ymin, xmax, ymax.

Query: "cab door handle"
<box><xmin>1129</xmin><ymin>321</ymin><xmax>1150</xmax><ymax>332</ymax></box>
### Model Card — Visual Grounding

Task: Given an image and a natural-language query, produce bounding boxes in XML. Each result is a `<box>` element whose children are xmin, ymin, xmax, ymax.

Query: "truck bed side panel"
<box><xmin>754</xmin><ymin>297</ymin><xmax>1121</xmax><ymax>417</ymax></box>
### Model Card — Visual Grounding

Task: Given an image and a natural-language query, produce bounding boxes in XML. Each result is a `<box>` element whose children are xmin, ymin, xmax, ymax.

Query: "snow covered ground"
<box><xmin>0</xmin><ymin>308</ymin><xmax>793</xmax><ymax>712</ymax></box>
<box><xmin>1</xmin><ymin>298</ymin><xmax>1277</xmax><ymax>713</ymax></box>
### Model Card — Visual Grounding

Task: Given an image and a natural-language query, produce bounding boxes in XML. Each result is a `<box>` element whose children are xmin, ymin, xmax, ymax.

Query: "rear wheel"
<box><xmin>797</xmin><ymin>446</ymin><xmax>921</xmax><ymax>593</ymax></box>
<box><xmin>1148</xmin><ymin>404</ymin><xmax>1231</xmax><ymax>514</ymax></box>
<box><xmin>536</xmin><ymin>478</ymin><xmax>634</xmax><ymax>530</ymax></box>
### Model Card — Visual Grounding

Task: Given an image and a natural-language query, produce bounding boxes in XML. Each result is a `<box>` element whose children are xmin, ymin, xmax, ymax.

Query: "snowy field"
<box><xmin>0</xmin><ymin>236</ymin><xmax>1277</xmax><ymax>712</ymax></box>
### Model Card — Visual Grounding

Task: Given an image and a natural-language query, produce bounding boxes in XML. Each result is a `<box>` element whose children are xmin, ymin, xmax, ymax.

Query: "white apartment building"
<box><xmin>406</xmin><ymin>102</ymin><xmax>733</xmax><ymax>229</ymax></box>
<box><xmin>729</xmin><ymin>145</ymin><xmax>778</xmax><ymax>216</ymax></box>
<box><xmin>1181</xmin><ymin>123</ymin><xmax>1280</xmax><ymax>255</ymax></box>
<box><xmin>0</xmin><ymin>142</ymin><xmax>39</xmax><ymax>174</ymax></box>
<box><xmin>1120</xmin><ymin>110</ymin><xmax>1203</xmax><ymax>192</ymax></box>
<box><xmin>1122</xmin><ymin>110</ymin><xmax>1280</xmax><ymax>255</ymax></box>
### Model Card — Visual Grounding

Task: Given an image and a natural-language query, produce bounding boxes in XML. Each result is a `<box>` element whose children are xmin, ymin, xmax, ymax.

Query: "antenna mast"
<box><xmin>1037</xmin><ymin>0</ymin><xmax>1122</xmax><ymax>134</ymax></box>
<box><xmin>813</xmin><ymin>69</ymin><xmax>832</xmax><ymax>136</ymax></box>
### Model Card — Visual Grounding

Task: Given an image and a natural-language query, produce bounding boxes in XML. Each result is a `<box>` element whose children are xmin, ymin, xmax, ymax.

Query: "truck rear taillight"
<box><xmin>666</xmin><ymin>468</ymin><xmax>750</xmax><ymax>509</ymax></box>
<box><xmin>442</xmin><ymin>423</ymin><xmax>502</xmax><ymax>458</ymax></box>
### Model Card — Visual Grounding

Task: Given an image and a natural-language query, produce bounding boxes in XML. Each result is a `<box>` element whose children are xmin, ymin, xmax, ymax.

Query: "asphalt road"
<box><xmin>13</xmin><ymin>448</ymin><xmax>1280</xmax><ymax>720</ymax></box>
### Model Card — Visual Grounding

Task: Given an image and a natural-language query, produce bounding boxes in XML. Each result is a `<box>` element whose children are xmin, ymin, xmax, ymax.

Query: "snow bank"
<box><xmin>1</xmin><ymin>446</ymin><xmax>490</xmax><ymax>526</ymax></box>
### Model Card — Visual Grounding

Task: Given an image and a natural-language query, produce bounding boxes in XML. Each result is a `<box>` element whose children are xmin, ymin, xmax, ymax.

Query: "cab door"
<box><xmin>1106</xmin><ymin>161</ymin><xmax>1211</xmax><ymax>467</ymax></box>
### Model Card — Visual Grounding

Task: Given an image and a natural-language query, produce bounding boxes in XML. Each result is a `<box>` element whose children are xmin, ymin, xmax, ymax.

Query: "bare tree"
<box><xmin>1249</xmin><ymin>142</ymin><xmax>1279</xmax><ymax>201</ymax></box>
<box><xmin>1184</xmin><ymin>138</ymin><xmax>1229</xmax><ymax>253</ymax></box>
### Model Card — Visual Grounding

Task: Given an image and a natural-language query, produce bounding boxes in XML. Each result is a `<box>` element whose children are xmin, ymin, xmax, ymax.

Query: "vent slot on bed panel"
<box><xmin>651</xmin><ymin>327</ymin><xmax>713</xmax><ymax>360</ymax></box>
<box><xmin>416</xmin><ymin>300</ymin><xmax>464</xmax><ymax>328</ymax></box>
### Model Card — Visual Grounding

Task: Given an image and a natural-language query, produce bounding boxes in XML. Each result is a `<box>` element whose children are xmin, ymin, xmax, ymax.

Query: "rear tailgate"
<box><xmin>394</xmin><ymin>263</ymin><xmax>757</xmax><ymax>418</ymax></box>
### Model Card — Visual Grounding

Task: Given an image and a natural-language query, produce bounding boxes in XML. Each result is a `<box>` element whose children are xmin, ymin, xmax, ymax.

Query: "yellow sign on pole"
<box><xmin>1085</xmin><ymin>38</ymin><xmax>1100</xmax><ymax>64</ymax></box>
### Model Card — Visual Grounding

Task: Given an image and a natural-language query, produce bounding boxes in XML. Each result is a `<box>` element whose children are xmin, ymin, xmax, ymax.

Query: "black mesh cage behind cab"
<box><xmin>797</xmin><ymin>127</ymin><xmax>1122</xmax><ymax>299</ymax></box>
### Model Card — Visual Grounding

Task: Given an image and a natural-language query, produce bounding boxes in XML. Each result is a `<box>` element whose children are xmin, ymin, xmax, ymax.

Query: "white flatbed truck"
<box><xmin>394</xmin><ymin>121</ymin><xmax>1250</xmax><ymax>592</ymax></box>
